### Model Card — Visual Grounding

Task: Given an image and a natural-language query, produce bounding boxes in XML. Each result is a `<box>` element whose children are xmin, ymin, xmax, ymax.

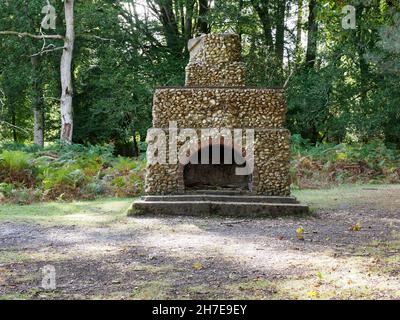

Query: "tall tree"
<box><xmin>31</xmin><ymin>55</ymin><xmax>45</xmax><ymax>146</ymax></box>
<box><xmin>0</xmin><ymin>0</ymin><xmax>75</xmax><ymax>144</ymax></box>
<box><xmin>60</xmin><ymin>0</ymin><xmax>75</xmax><ymax>143</ymax></box>
<box><xmin>305</xmin><ymin>0</ymin><xmax>318</xmax><ymax>68</ymax></box>
<box><xmin>275</xmin><ymin>0</ymin><xmax>286</xmax><ymax>67</ymax></box>
<box><xmin>197</xmin><ymin>0</ymin><xmax>210</xmax><ymax>34</ymax></box>
<box><xmin>251</xmin><ymin>0</ymin><xmax>274</xmax><ymax>51</ymax></box>
<box><xmin>294</xmin><ymin>0</ymin><xmax>304</xmax><ymax>64</ymax></box>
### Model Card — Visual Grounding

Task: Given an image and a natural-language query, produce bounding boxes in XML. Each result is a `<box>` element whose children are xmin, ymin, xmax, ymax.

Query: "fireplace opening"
<box><xmin>183</xmin><ymin>144</ymin><xmax>252</xmax><ymax>191</ymax></box>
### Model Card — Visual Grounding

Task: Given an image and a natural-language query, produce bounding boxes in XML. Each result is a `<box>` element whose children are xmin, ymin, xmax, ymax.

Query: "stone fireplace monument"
<box><xmin>130</xmin><ymin>33</ymin><xmax>309</xmax><ymax>217</ymax></box>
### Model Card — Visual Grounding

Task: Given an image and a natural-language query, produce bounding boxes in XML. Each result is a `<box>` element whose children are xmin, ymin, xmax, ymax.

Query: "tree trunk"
<box><xmin>305</xmin><ymin>0</ymin><xmax>318</xmax><ymax>68</ymax></box>
<box><xmin>31</xmin><ymin>56</ymin><xmax>45</xmax><ymax>147</ymax></box>
<box><xmin>184</xmin><ymin>0</ymin><xmax>195</xmax><ymax>43</ymax></box>
<box><xmin>60</xmin><ymin>0</ymin><xmax>75</xmax><ymax>143</ymax></box>
<box><xmin>237</xmin><ymin>0</ymin><xmax>244</xmax><ymax>39</ymax></box>
<box><xmin>294</xmin><ymin>0</ymin><xmax>303</xmax><ymax>63</ymax></box>
<box><xmin>197</xmin><ymin>0</ymin><xmax>210</xmax><ymax>34</ymax></box>
<box><xmin>11</xmin><ymin>108</ymin><xmax>17</xmax><ymax>143</ymax></box>
<box><xmin>251</xmin><ymin>0</ymin><xmax>274</xmax><ymax>51</ymax></box>
<box><xmin>355</xmin><ymin>4</ymin><xmax>369</xmax><ymax>108</ymax></box>
<box><xmin>275</xmin><ymin>0</ymin><xmax>286</xmax><ymax>67</ymax></box>
<box><xmin>33</xmin><ymin>107</ymin><xmax>45</xmax><ymax>147</ymax></box>
<box><xmin>133</xmin><ymin>131</ymin><xmax>139</xmax><ymax>158</ymax></box>
<box><xmin>157</xmin><ymin>0</ymin><xmax>182</xmax><ymax>55</ymax></box>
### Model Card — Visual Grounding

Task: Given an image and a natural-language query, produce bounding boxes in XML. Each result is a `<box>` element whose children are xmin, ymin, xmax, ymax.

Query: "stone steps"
<box><xmin>188</xmin><ymin>189</ymin><xmax>250</xmax><ymax>195</ymax></box>
<box><xmin>143</xmin><ymin>195</ymin><xmax>299</xmax><ymax>204</ymax></box>
<box><xmin>130</xmin><ymin>195</ymin><xmax>309</xmax><ymax>218</ymax></box>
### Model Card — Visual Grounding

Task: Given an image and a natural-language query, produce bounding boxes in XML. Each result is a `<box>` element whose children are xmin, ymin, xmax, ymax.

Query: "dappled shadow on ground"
<box><xmin>0</xmin><ymin>187</ymin><xmax>399</xmax><ymax>299</ymax></box>
<box><xmin>0</xmin><ymin>242</ymin><xmax>291</xmax><ymax>299</ymax></box>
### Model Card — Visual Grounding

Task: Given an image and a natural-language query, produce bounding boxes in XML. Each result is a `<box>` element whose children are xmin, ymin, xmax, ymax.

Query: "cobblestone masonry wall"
<box><xmin>145</xmin><ymin>33</ymin><xmax>291</xmax><ymax>196</ymax></box>
<box><xmin>145</xmin><ymin>129</ymin><xmax>291</xmax><ymax>196</ymax></box>
<box><xmin>185</xmin><ymin>34</ymin><xmax>246</xmax><ymax>87</ymax></box>
<box><xmin>153</xmin><ymin>88</ymin><xmax>286</xmax><ymax>129</ymax></box>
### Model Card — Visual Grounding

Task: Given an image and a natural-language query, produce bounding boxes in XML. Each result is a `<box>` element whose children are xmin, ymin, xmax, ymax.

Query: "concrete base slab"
<box><xmin>129</xmin><ymin>195</ymin><xmax>309</xmax><ymax>218</ymax></box>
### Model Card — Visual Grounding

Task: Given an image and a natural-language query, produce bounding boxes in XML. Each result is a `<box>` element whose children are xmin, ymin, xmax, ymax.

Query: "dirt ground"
<box><xmin>0</xmin><ymin>185</ymin><xmax>399</xmax><ymax>300</ymax></box>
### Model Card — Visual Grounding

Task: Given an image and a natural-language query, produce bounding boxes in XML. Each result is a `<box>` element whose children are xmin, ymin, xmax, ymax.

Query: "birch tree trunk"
<box><xmin>60</xmin><ymin>0</ymin><xmax>75</xmax><ymax>143</ymax></box>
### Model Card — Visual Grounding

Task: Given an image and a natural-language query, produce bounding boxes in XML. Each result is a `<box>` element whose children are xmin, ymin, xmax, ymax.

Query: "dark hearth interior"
<box><xmin>183</xmin><ymin>144</ymin><xmax>251</xmax><ymax>191</ymax></box>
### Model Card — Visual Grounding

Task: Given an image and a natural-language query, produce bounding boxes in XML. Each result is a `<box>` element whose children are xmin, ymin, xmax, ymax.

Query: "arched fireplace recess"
<box><xmin>182</xmin><ymin>143</ymin><xmax>253</xmax><ymax>192</ymax></box>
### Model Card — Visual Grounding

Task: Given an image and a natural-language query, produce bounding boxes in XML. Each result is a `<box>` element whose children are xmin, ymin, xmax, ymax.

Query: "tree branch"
<box><xmin>0</xmin><ymin>31</ymin><xmax>64</xmax><ymax>40</ymax></box>
<box><xmin>78</xmin><ymin>34</ymin><xmax>117</xmax><ymax>42</ymax></box>
<box><xmin>31</xmin><ymin>45</ymin><xmax>65</xmax><ymax>57</ymax></box>
<box><xmin>0</xmin><ymin>120</ymin><xmax>33</xmax><ymax>134</ymax></box>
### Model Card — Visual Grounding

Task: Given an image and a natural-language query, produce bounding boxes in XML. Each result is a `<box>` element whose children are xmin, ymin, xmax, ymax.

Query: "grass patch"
<box><xmin>0</xmin><ymin>250</ymin><xmax>32</xmax><ymax>264</ymax></box>
<box><xmin>0</xmin><ymin>198</ymin><xmax>134</xmax><ymax>227</ymax></box>
<box><xmin>130</xmin><ymin>280</ymin><xmax>171</xmax><ymax>300</ymax></box>
<box><xmin>128</xmin><ymin>263</ymin><xmax>175</xmax><ymax>274</ymax></box>
<box><xmin>0</xmin><ymin>293</ymin><xmax>33</xmax><ymax>300</ymax></box>
<box><xmin>293</xmin><ymin>184</ymin><xmax>400</xmax><ymax>210</ymax></box>
<box><xmin>0</xmin><ymin>184</ymin><xmax>399</xmax><ymax>228</ymax></box>
<box><xmin>224</xmin><ymin>279</ymin><xmax>277</xmax><ymax>299</ymax></box>
<box><xmin>0</xmin><ymin>249</ymin><xmax>69</xmax><ymax>265</ymax></box>
<box><xmin>361</xmin><ymin>238</ymin><xmax>400</xmax><ymax>277</ymax></box>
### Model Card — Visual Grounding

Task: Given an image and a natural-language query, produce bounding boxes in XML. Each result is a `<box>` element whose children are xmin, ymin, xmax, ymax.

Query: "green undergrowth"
<box><xmin>291</xmin><ymin>136</ymin><xmax>400</xmax><ymax>189</ymax></box>
<box><xmin>0</xmin><ymin>142</ymin><xmax>145</xmax><ymax>204</ymax></box>
<box><xmin>1</xmin><ymin>138</ymin><xmax>400</xmax><ymax>204</ymax></box>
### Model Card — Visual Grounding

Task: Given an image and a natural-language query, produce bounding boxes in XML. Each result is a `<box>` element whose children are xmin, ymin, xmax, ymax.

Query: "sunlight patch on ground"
<box><xmin>137</xmin><ymin>226</ymin><xmax>400</xmax><ymax>299</ymax></box>
<box><xmin>128</xmin><ymin>218</ymin><xmax>204</xmax><ymax>233</ymax></box>
<box><xmin>276</xmin><ymin>258</ymin><xmax>400</xmax><ymax>300</ymax></box>
<box><xmin>131</xmin><ymin>280</ymin><xmax>172</xmax><ymax>300</ymax></box>
<box><xmin>71</xmin><ymin>243</ymin><xmax>122</xmax><ymax>257</ymax></box>
<box><xmin>0</xmin><ymin>249</ymin><xmax>66</xmax><ymax>264</ymax></box>
<box><xmin>58</xmin><ymin>213</ymin><xmax>126</xmax><ymax>226</ymax></box>
<box><xmin>0</xmin><ymin>198</ymin><xmax>132</xmax><ymax>227</ymax></box>
<box><xmin>1</xmin><ymin>185</ymin><xmax>399</xmax><ymax>299</ymax></box>
<box><xmin>294</xmin><ymin>184</ymin><xmax>400</xmax><ymax>210</ymax></box>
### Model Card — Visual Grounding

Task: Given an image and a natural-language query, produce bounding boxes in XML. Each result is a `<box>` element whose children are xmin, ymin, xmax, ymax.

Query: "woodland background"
<box><xmin>0</xmin><ymin>0</ymin><xmax>400</xmax><ymax>202</ymax></box>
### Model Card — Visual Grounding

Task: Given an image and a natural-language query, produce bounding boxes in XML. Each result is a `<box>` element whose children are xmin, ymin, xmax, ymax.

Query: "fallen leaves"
<box><xmin>347</xmin><ymin>279</ymin><xmax>353</xmax><ymax>285</ymax></box>
<box><xmin>296</xmin><ymin>227</ymin><xmax>305</xmax><ymax>240</ymax></box>
<box><xmin>307</xmin><ymin>290</ymin><xmax>319</xmax><ymax>299</ymax></box>
<box><xmin>192</xmin><ymin>262</ymin><xmax>204</xmax><ymax>270</ymax></box>
<box><xmin>350</xmin><ymin>222</ymin><xmax>362</xmax><ymax>232</ymax></box>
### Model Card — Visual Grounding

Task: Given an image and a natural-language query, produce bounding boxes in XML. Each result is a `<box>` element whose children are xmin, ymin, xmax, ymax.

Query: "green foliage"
<box><xmin>1</xmin><ymin>139</ymin><xmax>398</xmax><ymax>204</ymax></box>
<box><xmin>0</xmin><ymin>150</ymin><xmax>36</xmax><ymax>187</ymax></box>
<box><xmin>0</xmin><ymin>142</ymin><xmax>42</xmax><ymax>153</ymax></box>
<box><xmin>113</xmin><ymin>156</ymin><xmax>143</xmax><ymax>174</ymax></box>
<box><xmin>292</xmin><ymin>136</ymin><xmax>400</xmax><ymax>166</ymax></box>
<box><xmin>0</xmin><ymin>143</ymin><xmax>145</xmax><ymax>203</ymax></box>
<box><xmin>291</xmin><ymin>136</ymin><xmax>400</xmax><ymax>188</ymax></box>
<box><xmin>1</xmin><ymin>0</ymin><xmax>399</xmax><ymax>148</ymax></box>
<box><xmin>1</xmin><ymin>1</ymin><xmax>400</xmax><ymax>204</ymax></box>
<box><xmin>82</xmin><ymin>181</ymin><xmax>104</xmax><ymax>196</ymax></box>
<box><xmin>0</xmin><ymin>150</ymin><xmax>32</xmax><ymax>172</ymax></box>
<box><xmin>0</xmin><ymin>182</ymin><xmax>14</xmax><ymax>196</ymax></box>
<box><xmin>42</xmin><ymin>165</ymin><xmax>86</xmax><ymax>190</ymax></box>
<box><xmin>46</xmin><ymin>142</ymin><xmax>115</xmax><ymax>163</ymax></box>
